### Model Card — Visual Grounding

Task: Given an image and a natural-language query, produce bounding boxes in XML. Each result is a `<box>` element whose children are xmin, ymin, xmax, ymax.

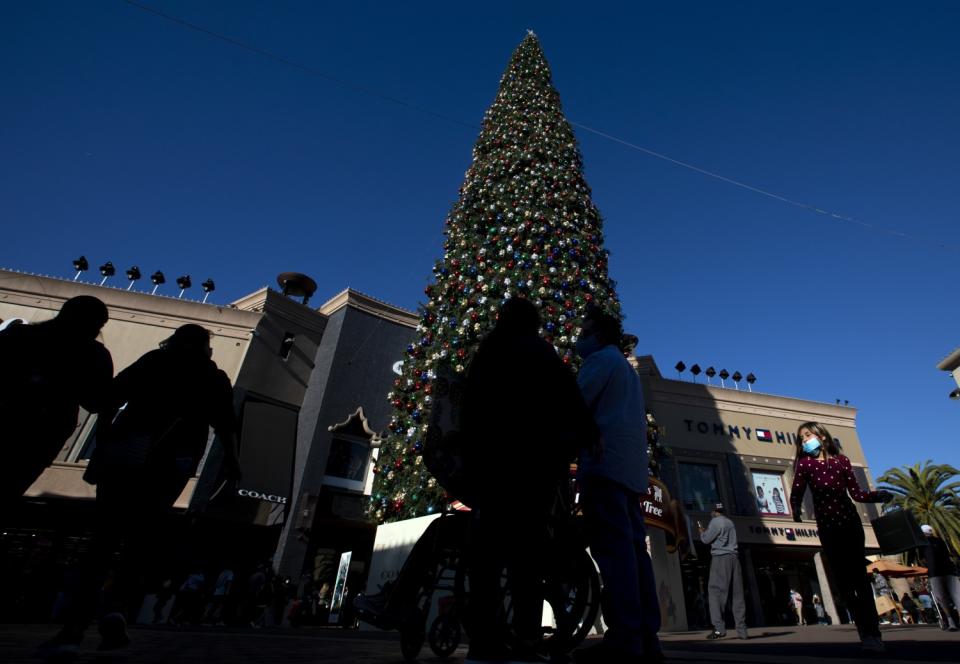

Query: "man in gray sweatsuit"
<box><xmin>699</xmin><ymin>503</ymin><xmax>748</xmax><ymax>640</ymax></box>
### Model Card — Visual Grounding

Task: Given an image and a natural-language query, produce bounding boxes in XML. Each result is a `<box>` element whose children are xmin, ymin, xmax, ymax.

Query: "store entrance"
<box><xmin>750</xmin><ymin>546</ymin><xmax>823</xmax><ymax>626</ymax></box>
<box><xmin>679</xmin><ymin>540</ymin><xmax>762</xmax><ymax>630</ymax></box>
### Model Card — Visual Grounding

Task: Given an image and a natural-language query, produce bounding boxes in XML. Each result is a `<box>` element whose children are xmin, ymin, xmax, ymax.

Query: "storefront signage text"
<box><xmin>237</xmin><ymin>488</ymin><xmax>289</xmax><ymax>504</ymax></box>
<box><xmin>681</xmin><ymin>419</ymin><xmax>843</xmax><ymax>449</ymax></box>
<box><xmin>748</xmin><ymin>525</ymin><xmax>819</xmax><ymax>540</ymax></box>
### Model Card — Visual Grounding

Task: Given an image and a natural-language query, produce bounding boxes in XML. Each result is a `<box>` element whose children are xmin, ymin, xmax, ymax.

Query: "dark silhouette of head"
<box><xmin>494</xmin><ymin>297</ymin><xmax>540</xmax><ymax>337</ymax></box>
<box><xmin>161</xmin><ymin>324</ymin><xmax>212</xmax><ymax>358</ymax></box>
<box><xmin>54</xmin><ymin>296</ymin><xmax>109</xmax><ymax>340</ymax></box>
<box><xmin>584</xmin><ymin>306</ymin><xmax>623</xmax><ymax>347</ymax></box>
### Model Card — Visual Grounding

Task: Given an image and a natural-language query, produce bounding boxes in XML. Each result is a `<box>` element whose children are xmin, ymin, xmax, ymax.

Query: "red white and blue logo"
<box><xmin>756</xmin><ymin>428</ymin><xmax>773</xmax><ymax>442</ymax></box>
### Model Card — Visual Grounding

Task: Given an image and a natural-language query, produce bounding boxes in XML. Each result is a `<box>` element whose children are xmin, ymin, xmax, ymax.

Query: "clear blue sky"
<box><xmin>3</xmin><ymin>1</ymin><xmax>958</xmax><ymax>478</ymax></box>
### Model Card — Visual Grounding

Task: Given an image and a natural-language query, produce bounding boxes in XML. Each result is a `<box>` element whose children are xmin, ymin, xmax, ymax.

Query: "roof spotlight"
<box><xmin>98</xmin><ymin>261</ymin><xmax>115</xmax><ymax>286</ymax></box>
<box><xmin>201</xmin><ymin>278</ymin><xmax>215</xmax><ymax>303</ymax></box>
<box><xmin>690</xmin><ymin>364</ymin><xmax>702</xmax><ymax>383</ymax></box>
<box><xmin>949</xmin><ymin>388</ymin><xmax>960</xmax><ymax>400</ymax></box>
<box><xmin>732</xmin><ymin>371</ymin><xmax>743</xmax><ymax>390</ymax></box>
<box><xmin>746</xmin><ymin>372</ymin><xmax>756</xmax><ymax>392</ymax></box>
<box><xmin>72</xmin><ymin>256</ymin><xmax>89</xmax><ymax>280</ymax></box>
<box><xmin>705</xmin><ymin>366</ymin><xmax>716</xmax><ymax>384</ymax></box>
<box><xmin>674</xmin><ymin>361</ymin><xmax>686</xmax><ymax>379</ymax></box>
<box><xmin>150</xmin><ymin>271</ymin><xmax>165</xmax><ymax>294</ymax></box>
<box><xmin>176</xmin><ymin>275</ymin><xmax>192</xmax><ymax>299</ymax></box>
<box><xmin>125</xmin><ymin>266</ymin><xmax>141</xmax><ymax>290</ymax></box>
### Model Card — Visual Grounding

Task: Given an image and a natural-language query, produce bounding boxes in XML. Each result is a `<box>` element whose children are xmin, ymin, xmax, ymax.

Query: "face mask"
<box><xmin>575</xmin><ymin>335</ymin><xmax>603</xmax><ymax>358</ymax></box>
<box><xmin>802</xmin><ymin>438</ymin><xmax>822</xmax><ymax>456</ymax></box>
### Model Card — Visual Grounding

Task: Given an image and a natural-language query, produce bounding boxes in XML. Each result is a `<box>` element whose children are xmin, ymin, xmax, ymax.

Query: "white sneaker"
<box><xmin>861</xmin><ymin>636</ymin><xmax>886</xmax><ymax>653</ymax></box>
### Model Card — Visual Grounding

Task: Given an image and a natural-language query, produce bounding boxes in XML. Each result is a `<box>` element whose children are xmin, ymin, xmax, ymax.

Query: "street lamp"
<box><xmin>746</xmin><ymin>373</ymin><xmax>756</xmax><ymax>392</ymax></box>
<box><xmin>72</xmin><ymin>256</ymin><xmax>88</xmax><ymax>281</ymax></box>
<box><xmin>674</xmin><ymin>361</ymin><xmax>686</xmax><ymax>380</ymax></box>
<box><xmin>732</xmin><ymin>371</ymin><xmax>743</xmax><ymax>390</ymax></box>
<box><xmin>719</xmin><ymin>369</ymin><xmax>729</xmax><ymax>388</ymax></box>
<box><xmin>690</xmin><ymin>364</ymin><xmax>702</xmax><ymax>383</ymax></box>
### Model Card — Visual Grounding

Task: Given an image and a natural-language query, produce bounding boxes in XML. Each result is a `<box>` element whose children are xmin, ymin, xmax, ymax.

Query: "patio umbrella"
<box><xmin>866</xmin><ymin>560</ymin><xmax>928</xmax><ymax>578</ymax></box>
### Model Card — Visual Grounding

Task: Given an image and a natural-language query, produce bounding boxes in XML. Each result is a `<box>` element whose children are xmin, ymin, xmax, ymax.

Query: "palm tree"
<box><xmin>878</xmin><ymin>461</ymin><xmax>960</xmax><ymax>557</ymax></box>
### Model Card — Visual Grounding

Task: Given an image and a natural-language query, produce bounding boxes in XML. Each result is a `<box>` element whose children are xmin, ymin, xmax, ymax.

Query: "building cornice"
<box><xmin>0</xmin><ymin>269</ymin><xmax>261</xmax><ymax>339</ymax></box>
<box><xmin>936</xmin><ymin>347</ymin><xmax>960</xmax><ymax>372</ymax></box>
<box><xmin>230</xmin><ymin>287</ymin><xmax>327</xmax><ymax>334</ymax></box>
<box><xmin>645</xmin><ymin>375</ymin><xmax>857</xmax><ymax>427</ymax></box>
<box><xmin>319</xmin><ymin>288</ymin><xmax>418</xmax><ymax>328</ymax></box>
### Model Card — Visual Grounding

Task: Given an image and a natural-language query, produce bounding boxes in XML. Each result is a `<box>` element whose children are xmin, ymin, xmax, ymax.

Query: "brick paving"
<box><xmin>1</xmin><ymin>622</ymin><xmax>959</xmax><ymax>664</ymax></box>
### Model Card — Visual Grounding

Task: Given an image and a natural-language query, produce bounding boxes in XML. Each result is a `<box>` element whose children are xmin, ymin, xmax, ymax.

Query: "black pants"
<box><xmin>466</xmin><ymin>496</ymin><xmax>550</xmax><ymax>652</ymax></box>
<box><xmin>819</xmin><ymin>525</ymin><xmax>880</xmax><ymax>639</ymax></box>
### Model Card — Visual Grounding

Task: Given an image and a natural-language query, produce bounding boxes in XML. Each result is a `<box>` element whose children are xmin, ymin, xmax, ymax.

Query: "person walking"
<box><xmin>40</xmin><ymin>324</ymin><xmax>241</xmax><ymax>656</ymax></box>
<box><xmin>699</xmin><ymin>504</ymin><xmax>748</xmax><ymax>640</ymax></box>
<box><xmin>461</xmin><ymin>297</ymin><xmax>596</xmax><ymax>664</ymax></box>
<box><xmin>0</xmin><ymin>296</ymin><xmax>112</xmax><ymax>509</ymax></box>
<box><xmin>812</xmin><ymin>594</ymin><xmax>828</xmax><ymax>625</ymax></box>
<box><xmin>919</xmin><ymin>524</ymin><xmax>960</xmax><ymax>631</ymax></box>
<box><xmin>572</xmin><ymin>307</ymin><xmax>661</xmax><ymax>664</ymax></box>
<box><xmin>789</xmin><ymin>589</ymin><xmax>806</xmax><ymax>626</ymax></box>
<box><xmin>790</xmin><ymin>421</ymin><xmax>894</xmax><ymax>653</ymax></box>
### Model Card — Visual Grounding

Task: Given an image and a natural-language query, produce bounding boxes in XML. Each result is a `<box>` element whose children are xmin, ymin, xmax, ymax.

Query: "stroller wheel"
<box><xmin>429</xmin><ymin>612</ymin><xmax>462</xmax><ymax>658</ymax></box>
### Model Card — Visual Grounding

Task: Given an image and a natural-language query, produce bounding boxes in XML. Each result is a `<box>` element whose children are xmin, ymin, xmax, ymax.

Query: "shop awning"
<box><xmin>866</xmin><ymin>560</ymin><xmax>928</xmax><ymax>578</ymax></box>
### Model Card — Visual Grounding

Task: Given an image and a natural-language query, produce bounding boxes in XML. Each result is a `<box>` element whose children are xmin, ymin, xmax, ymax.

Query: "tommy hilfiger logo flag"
<box><xmin>756</xmin><ymin>428</ymin><xmax>773</xmax><ymax>442</ymax></box>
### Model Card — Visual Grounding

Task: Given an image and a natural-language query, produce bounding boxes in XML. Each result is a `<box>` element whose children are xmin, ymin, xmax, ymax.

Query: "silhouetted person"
<box><xmin>0</xmin><ymin>296</ymin><xmax>112</xmax><ymax>509</ymax></box>
<box><xmin>920</xmin><ymin>524</ymin><xmax>960</xmax><ymax>631</ymax></box>
<box><xmin>573</xmin><ymin>307</ymin><xmax>661</xmax><ymax>664</ymax></box>
<box><xmin>461</xmin><ymin>298</ymin><xmax>596</xmax><ymax>664</ymax></box>
<box><xmin>42</xmin><ymin>324</ymin><xmax>240</xmax><ymax>656</ymax></box>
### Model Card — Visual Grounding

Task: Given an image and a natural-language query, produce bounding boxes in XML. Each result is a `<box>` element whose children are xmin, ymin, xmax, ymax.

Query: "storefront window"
<box><xmin>751</xmin><ymin>470</ymin><xmax>791</xmax><ymax>517</ymax></box>
<box><xmin>678</xmin><ymin>462</ymin><xmax>720</xmax><ymax>512</ymax></box>
<box><xmin>325</xmin><ymin>438</ymin><xmax>370</xmax><ymax>483</ymax></box>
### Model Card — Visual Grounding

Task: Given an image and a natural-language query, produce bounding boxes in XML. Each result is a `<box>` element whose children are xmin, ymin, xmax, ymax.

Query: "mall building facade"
<box><xmin>0</xmin><ymin>267</ymin><xmax>416</xmax><ymax>620</ymax></box>
<box><xmin>635</xmin><ymin>356</ymin><xmax>882</xmax><ymax>630</ymax></box>
<box><xmin>1</xmin><ymin>267</ymin><xmax>885</xmax><ymax>629</ymax></box>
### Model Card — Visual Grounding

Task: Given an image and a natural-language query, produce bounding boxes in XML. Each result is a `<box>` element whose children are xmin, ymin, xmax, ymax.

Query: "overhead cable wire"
<box><xmin>120</xmin><ymin>0</ymin><xmax>958</xmax><ymax>253</ymax></box>
<box><xmin>570</xmin><ymin>122</ymin><xmax>959</xmax><ymax>252</ymax></box>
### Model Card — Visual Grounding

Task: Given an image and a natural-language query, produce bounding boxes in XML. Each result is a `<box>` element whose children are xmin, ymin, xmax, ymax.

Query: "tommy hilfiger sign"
<box><xmin>682</xmin><ymin>419</ymin><xmax>805</xmax><ymax>446</ymax></box>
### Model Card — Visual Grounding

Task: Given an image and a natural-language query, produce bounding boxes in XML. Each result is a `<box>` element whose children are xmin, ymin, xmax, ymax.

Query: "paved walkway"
<box><xmin>1</xmin><ymin>623</ymin><xmax>958</xmax><ymax>663</ymax></box>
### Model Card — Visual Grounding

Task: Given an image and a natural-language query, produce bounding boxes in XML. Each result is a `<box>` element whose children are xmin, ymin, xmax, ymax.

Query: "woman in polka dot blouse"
<box><xmin>790</xmin><ymin>421</ymin><xmax>893</xmax><ymax>653</ymax></box>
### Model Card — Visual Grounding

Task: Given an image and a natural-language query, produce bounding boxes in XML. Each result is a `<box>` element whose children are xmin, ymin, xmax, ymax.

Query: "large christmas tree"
<box><xmin>372</xmin><ymin>32</ymin><xmax>622</xmax><ymax>523</ymax></box>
